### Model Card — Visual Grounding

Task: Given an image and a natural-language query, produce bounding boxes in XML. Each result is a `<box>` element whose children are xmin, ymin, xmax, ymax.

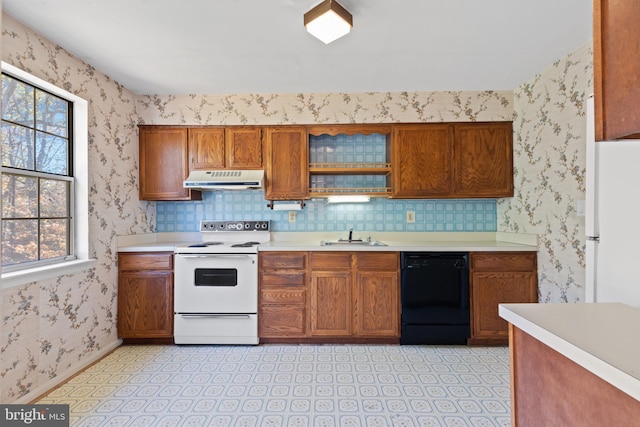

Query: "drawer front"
<box><xmin>261</xmin><ymin>289</ymin><xmax>306</xmax><ymax>305</ymax></box>
<box><xmin>260</xmin><ymin>252</ymin><xmax>307</xmax><ymax>270</ymax></box>
<box><xmin>259</xmin><ymin>305</ymin><xmax>306</xmax><ymax>337</ymax></box>
<box><xmin>311</xmin><ymin>252</ymin><xmax>352</xmax><ymax>270</ymax></box>
<box><xmin>356</xmin><ymin>252</ymin><xmax>399</xmax><ymax>271</ymax></box>
<box><xmin>119</xmin><ymin>252</ymin><xmax>173</xmax><ymax>270</ymax></box>
<box><xmin>260</xmin><ymin>272</ymin><xmax>306</xmax><ymax>288</ymax></box>
<box><xmin>471</xmin><ymin>252</ymin><xmax>536</xmax><ymax>271</ymax></box>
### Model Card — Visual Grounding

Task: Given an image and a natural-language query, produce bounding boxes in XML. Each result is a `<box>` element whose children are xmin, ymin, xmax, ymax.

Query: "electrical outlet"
<box><xmin>406</xmin><ymin>210</ymin><xmax>415</xmax><ymax>223</ymax></box>
<box><xmin>288</xmin><ymin>211</ymin><xmax>296</xmax><ymax>223</ymax></box>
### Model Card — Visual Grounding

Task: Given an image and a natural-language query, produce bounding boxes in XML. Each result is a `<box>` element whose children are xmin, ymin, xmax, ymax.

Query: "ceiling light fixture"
<box><xmin>304</xmin><ymin>0</ymin><xmax>353</xmax><ymax>44</ymax></box>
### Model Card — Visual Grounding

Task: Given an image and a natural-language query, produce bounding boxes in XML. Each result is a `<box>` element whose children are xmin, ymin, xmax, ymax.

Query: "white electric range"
<box><xmin>173</xmin><ymin>220</ymin><xmax>270</xmax><ymax>344</ymax></box>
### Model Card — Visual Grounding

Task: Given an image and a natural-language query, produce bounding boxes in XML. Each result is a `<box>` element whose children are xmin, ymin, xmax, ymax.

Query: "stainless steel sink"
<box><xmin>320</xmin><ymin>240</ymin><xmax>387</xmax><ymax>246</ymax></box>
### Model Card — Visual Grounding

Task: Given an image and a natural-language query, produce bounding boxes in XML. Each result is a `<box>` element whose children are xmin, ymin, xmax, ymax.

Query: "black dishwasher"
<box><xmin>400</xmin><ymin>252</ymin><xmax>470</xmax><ymax>345</ymax></box>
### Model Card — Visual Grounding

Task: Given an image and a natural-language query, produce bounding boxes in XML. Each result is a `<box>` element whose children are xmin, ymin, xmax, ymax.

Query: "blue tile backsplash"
<box><xmin>156</xmin><ymin>134</ymin><xmax>497</xmax><ymax>233</ymax></box>
<box><xmin>156</xmin><ymin>192</ymin><xmax>496</xmax><ymax>233</ymax></box>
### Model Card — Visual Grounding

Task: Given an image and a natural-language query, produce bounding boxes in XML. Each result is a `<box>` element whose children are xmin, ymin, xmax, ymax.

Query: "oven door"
<box><xmin>174</xmin><ymin>253</ymin><xmax>257</xmax><ymax>314</ymax></box>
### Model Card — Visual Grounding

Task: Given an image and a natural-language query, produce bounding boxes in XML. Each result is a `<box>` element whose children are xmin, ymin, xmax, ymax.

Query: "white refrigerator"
<box><xmin>585</xmin><ymin>96</ymin><xmax>640</xmax><ymax>307</ymax></box>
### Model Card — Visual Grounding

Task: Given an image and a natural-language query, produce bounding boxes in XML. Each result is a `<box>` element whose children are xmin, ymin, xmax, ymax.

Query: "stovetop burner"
<box><xmin>188</xmin><ymin>241</ymin><xmax>224</xmax><ymax>248</ymax></box>
<box><xmin>231</xmin><ymin>241</ymin><xmax>260</xmax><ymax>248</ymax></box>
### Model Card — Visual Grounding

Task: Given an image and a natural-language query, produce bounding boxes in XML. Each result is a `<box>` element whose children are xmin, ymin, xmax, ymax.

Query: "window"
<box><xmin>1</xmin><ymin>62</ymin><xmax>92</xmax><ymax>288</ymax></box>
<box><xmin>2</xmin><ymin>73</ymin><xmax>74</xmax><ymax>269</ymax></box>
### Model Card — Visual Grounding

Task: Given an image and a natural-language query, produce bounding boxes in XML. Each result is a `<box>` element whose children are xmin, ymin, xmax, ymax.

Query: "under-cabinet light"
<box><xmin>326</xmin><ymin>195</ymin><xmax>371</xmax><ymax>204</ymax></box>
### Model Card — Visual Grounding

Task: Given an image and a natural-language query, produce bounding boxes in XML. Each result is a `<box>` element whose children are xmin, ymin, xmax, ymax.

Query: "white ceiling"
<box><xmin>2</xmin><ymin>0</ymin><xmax>592</xmax><ymax>95</ymax></box>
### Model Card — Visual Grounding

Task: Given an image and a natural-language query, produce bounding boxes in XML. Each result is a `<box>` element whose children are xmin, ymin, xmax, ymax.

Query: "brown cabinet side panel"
<box><xmin>594</xmin><ymin>0</ymin><xmax>640</xmax><ymax>140</ymax></box>
<box><xmin>511</xmin><ymin>326</ymin><xmax>640</xmax><ymax>427</ymax></box>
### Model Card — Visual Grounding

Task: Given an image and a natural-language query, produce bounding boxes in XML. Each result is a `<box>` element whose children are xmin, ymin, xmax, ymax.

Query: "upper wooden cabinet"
<box><xmin>225</xmin><ymin>127</ymin><xmax>263</xmax><ymax>168</ymax></box>
<box><xmin>391</xmin><ymin>122</ymin><xmax>513</xmax><ymax>199</ymax></box>
<box><xmin>392</xmin><ymin>124</ymin><xmax>453</xmax><ymax>198</ymax></box>
<box><xmin>139</xmin><ymin>126</ymin><xmax>201</xmax><ymax>201</ymax></box>
<box><xmin>453</xmin><ymin>123</ymin><xmax>513</xmax><ymax>197</ymax></box>
<box><xmin>263</xmin><ymin>126</ymin><xmax>309</xmax><ymax>200</ymax></box>
<box><xmin>188</xmin><ymin>127</ymin><xmax>262</xmax><ymax>170</ymax></box>
<box><xmin>594</xmin><ymin>0</ymin><xmax>640</xmax><ymax>140</ymax></box>
<box><xmin>188</xmin><ymin>127</ymin><xmax>225</xmax><ymax>169</ymax></box>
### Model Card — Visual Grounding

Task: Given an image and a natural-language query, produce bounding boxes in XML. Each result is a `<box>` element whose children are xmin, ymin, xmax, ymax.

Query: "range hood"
<box><xmin>184</xmin><ymin>170</ymin><xmax>264</xmax><ymax>190</ymax></box>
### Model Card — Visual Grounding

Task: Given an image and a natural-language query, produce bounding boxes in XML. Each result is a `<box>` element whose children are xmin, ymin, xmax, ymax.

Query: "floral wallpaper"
<box><xmin>1</xmin><ymin>10</ymin><xmax>592</xmax><ymax>405</ymax></box>
<box><xmin>137</xmin><ymin>91</ymin><xmax>513</xmax><ymax>125</ymax></box>
<box><xmin>1</xmin><ymin>13</ymin><xmax>152</xmax><ymax>403</ymax></box>
<box><xmin>498</xmin><ymin>42</ymin><xmax>592</xmax><ymax>303</ymax></box>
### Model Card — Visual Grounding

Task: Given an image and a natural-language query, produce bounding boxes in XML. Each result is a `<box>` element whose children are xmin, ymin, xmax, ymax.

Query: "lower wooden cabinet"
<box><xmin>117</xmin><ymin>252</ymin><xmax>174</xmax><ymax>340</ymax></box>
<box><xmin>310</xmin><ymin>252</ymin><xmax>400</xmax><ymax>340</ymax></box>
<box><xmin>259</xmin><ymin>251</ymin><xmax>400</xmax><ymax>341</ymax></box>
<box><xmin>259</xmin><ymin>251</ymin><xmax>308</xmax><ymax>338</ymax></box>
<box><xmin>469</xmin><ymin>252</ymin><xmax>538</xmax><ymax>345</ymax></box>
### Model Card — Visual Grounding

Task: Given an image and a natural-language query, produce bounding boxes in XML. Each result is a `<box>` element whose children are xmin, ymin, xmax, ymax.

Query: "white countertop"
<box><xmin>117</xmin><ymin>231</ymin><xmax>537</xmax><ymax>253</ymax></box>
<box><xmin>499</xmin><ymin>303</ymin><xmax>640</xmax><ymax>401</ymax></box>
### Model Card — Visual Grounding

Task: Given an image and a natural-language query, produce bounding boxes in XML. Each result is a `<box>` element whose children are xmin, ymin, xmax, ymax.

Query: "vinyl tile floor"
<box><xmin>36</xmin><ymin>344</ymin><xmax>512</xmax><ymax>427</ymax></box>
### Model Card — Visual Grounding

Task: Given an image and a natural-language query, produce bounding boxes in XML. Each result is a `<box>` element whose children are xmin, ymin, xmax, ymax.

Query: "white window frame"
<box><xmin>1</xmin><ymin>61</ymin><xmax>95</xmax><ymax>289</ymax></box>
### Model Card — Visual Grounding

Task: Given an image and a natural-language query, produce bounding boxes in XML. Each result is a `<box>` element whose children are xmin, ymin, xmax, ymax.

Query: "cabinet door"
<box><xmin>225</xmin><ymin>127</ymin><xmax>263</xmax><ymax>169</ymax></box>
<box><xmin>139</xmin><ymin>127</ymin><xmax>200</xmax><ymax>200</ymax></box>
<box><xmin>188</xmin><ymin>128</ymin><xmax>225</xmax><ymax>170</ymax></box>
<box><xmin>392</xmin><ymin>124</ymin><xmax>453</xmax><ymax>198</ymax></box>
<box><xmin>594</xmin><ymin>0</ymin><xmax>640</xmax><ymax>140</ymax></box>
<box><xmin>453</xmin><ymin>123</ymin><xmax>513</xmax><ymax>198</ymax></box>
<box><xmin>355</xmin><ymin>271</ymin><xmax>399</xmax><ymax>337</ymax></box>
<box><xmin>264</xmin><ymin>127</ymin><xmax>309</xmax><ymax>200</ymax></box>
<box><xmin>310</xmin><ymin>271</ymin><xmax>352</xmax><ymax>336</ymax></box>
<box><xmin>470</xmin><ymin>271</ymin><xmax>537</xmax><ymax>343</ymax></box>
<box><xmin>118</xmin><ymin>271</ymin><xmax>174</xmax><ymax>338</ymax></box>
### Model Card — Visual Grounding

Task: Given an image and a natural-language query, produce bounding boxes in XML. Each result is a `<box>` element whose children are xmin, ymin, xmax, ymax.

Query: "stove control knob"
<box><xmin>244</xmin><ymin>222</ymin><xmax>251</xmax><ymax>230</ymax></box>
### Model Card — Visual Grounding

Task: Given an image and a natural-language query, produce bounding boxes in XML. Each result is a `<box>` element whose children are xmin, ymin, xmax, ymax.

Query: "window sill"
<box><xmin>1</xmin><ymin>259</ymin><xmax>97</xmax><ymax>290</ymax></box>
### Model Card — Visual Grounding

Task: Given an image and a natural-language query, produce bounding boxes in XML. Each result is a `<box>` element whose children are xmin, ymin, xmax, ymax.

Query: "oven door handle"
<box><xmin>177</xmin><ymin>314</ymin><xmax>252</xmax><ymax>319</ymax></box>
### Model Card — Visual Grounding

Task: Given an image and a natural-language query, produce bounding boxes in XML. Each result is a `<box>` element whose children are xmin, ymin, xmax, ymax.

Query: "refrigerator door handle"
<box><xmin>585</xmin><ymin>96</ymin><xmax>598</xmax><ymax>238</ymax></box>
<box><xmin>585</xmin><ymin>239</ymin><xmax>598</xmax><ymax>303</ymax></box>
